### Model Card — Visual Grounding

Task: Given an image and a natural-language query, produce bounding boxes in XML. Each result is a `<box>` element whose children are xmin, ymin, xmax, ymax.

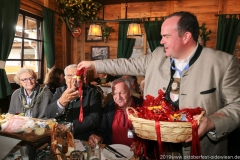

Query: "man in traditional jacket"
<box><xmin>77</xmin><ymin>11</ymin><xmax>240</xmax><ymax>157</ymax></box>
<box><xmin>45</xmin><ymin>64</ymin><xmax>102</xmax><ymax>141</ymax></box>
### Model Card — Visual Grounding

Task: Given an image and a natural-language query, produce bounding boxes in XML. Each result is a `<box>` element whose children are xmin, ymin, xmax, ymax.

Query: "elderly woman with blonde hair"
<box><xmin>8</xmin><ymin>68</ymin><xmax>53</xmax><ymax>118</ymax></box>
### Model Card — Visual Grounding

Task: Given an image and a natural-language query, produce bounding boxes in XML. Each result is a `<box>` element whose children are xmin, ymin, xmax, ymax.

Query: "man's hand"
<box><xmin>77</xmin><ymin>61</ymin><xmax>96</xmax><ymax>70</ymax></box>
<box><xmin>58</xmin><ymin>87</ymin><xmax>79</xmax><ymax>107</ymax></box>
<box><xmin>130</xmin><ymin>142</ymin><xmax>136</xmax><ymax>151</ymax></box>
<box><xmin>88</xmin><ymin>134</ymin><xmax>102</xmax><ymax>148</ymax></box>
<box><xmin>185</xmin><ymin>116</ymin><xmax>215</xmax><ymax>142</ymax></box>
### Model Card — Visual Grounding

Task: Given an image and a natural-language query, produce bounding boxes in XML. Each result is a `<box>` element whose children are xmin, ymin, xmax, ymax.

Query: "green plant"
<box><xmin>101</xmin><ymin>23</ymin><xmax>115</xmax><ymax>42</ymax></box>
<box><xmin>56</xmin><ymin>0</ymin><xmax>102</xmax><ymax>31</ymax></box>
<box><xmin>199</xmin><ymin>23</ymin><xmax>212</xmax><ymax>41</ymax></box>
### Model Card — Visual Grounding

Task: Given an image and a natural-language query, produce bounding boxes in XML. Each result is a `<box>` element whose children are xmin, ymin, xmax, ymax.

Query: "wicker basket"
<box><xmin>126</xmin><ymin>107</ymin><xmax>205</xmax><ymax>143</ymax></box>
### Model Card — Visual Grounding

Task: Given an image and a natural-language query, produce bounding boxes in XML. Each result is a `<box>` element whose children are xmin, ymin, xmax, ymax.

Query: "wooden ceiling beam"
<box><xmin>96</xmin><ymin>0</ymin><xmax>169</xmax><ymax>5</ymax></box>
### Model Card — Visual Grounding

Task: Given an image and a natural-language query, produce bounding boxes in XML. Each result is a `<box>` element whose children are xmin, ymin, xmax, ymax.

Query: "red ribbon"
<box><xmin>155</xmin><ymin>121</ymin><xmax>163</xmax><ymax>155</ymax></box>
<box><xmin>78</xmin><ymin>86</ymin><xmax>83</xmax><ymax>122</ymax></box>
<box><xmin>133</xmin><ymin>119</ymin><xmax>202</xmax><ymax>159</ymax></box>
<box><xmin>190</xmin><ymin>120</ymin><xmax>201</xmax><ymax>160</ymax></box>
<box><xmin>76</xmin><ymin>68</ymin><xmax>86</xmax><ymax>122</ymax></box>
<box><xmin>130</xmin><ymin>89</ymin><xmax>204</xmax><ymax>159</ymax></box>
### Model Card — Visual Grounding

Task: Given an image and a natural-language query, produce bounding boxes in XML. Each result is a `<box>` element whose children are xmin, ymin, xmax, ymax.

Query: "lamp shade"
<box><xmin>127</xmin><ymin>23</ymin><xmax>141</xmax><ymax>38</ymax></box>
<box><xmin>88</xmin><ymin>24</ymin><xmax>102</xmax><ymax>39</ymax></box>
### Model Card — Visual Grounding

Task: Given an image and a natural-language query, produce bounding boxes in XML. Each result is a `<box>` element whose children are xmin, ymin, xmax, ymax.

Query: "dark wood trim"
<box><xmin>96</xmin><ymin>0</ymin><xmax>176</xmax><ymax>5</ymax></box>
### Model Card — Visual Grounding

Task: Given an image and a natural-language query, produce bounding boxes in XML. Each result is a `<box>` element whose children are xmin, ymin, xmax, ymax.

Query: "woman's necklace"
<box><xmin>19</xmin><ymin>85</ymin><xmax>47</xmax><ymax>113</ymax></box>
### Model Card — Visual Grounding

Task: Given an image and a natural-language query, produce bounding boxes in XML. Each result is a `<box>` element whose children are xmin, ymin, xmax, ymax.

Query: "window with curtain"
<box><xmin>130</xmin><ymin>33</ymin><xmax>150</xmax><ymax>85</ymax></box>
<box><xmin>5</xmin><ymin>9</ymin><xmax>43</xmax><ymax>83</ymax></box>
<box><xmin>130</xmin><ymin>33</ymin><xmax>151</xmax><ymax>58</ymax></box>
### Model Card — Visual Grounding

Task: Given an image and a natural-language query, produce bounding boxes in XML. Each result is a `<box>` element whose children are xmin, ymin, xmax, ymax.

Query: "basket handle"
<box><xmin>195</xmin><ymin>110</ymin><xmax>205</xmax><ymax>125</ymax></box>
<box><xmin>126</xmin><ymin>107</ymin><xmax>138</xmax><ymax>117</ymax></box>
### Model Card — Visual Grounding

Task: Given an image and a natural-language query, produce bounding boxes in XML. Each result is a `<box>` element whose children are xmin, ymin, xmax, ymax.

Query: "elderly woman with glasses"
<box><xmin>8</xmin><ymin>68</ymin><xmax>53</xmax><ymax>118</ymax></box>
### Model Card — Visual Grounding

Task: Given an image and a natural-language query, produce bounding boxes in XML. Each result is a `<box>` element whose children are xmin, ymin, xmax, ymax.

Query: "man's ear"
<box><xmin>182</xmin><ymin>32</ymin><xmax>192</xmax><ymax>44</ymax></box>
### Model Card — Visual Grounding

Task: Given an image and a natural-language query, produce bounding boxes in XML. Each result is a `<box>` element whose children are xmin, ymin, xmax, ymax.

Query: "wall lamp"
<box><xmin>88</xmin><ymin>24</ymin><xmax>102</xmax><ymax>39</ymax></box>
<box><xmin>127</xmin><ymin>23</ymin><xmax>141</xmax><ymax>38</ymax></box>
<box><xmin>90</xmin><ymin>19</ymin><xmax>142</xmax><ymax>39</ymax></box>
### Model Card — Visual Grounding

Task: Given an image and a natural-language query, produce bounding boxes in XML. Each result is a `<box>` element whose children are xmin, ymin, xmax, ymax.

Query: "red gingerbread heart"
<box><xmin>72</xmin><ymin>27</ymin><xmax>82</xmax><ymax>37</ymax></box>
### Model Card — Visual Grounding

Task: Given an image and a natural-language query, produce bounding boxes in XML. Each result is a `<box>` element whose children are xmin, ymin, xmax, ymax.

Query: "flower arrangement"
<box><xmin>199</xmin><ymin>23</ymin><xmax>212</xmax><ymax>41</ymax></box>
<box><xmin>56</xmin><ymin>0</ymin><xmax>102</xmax><ymax>31</ymax></box>
<box><xmin>101</xmin><ymin>23</ymin><xmax>115</xmax><ymax>42</ymax></box>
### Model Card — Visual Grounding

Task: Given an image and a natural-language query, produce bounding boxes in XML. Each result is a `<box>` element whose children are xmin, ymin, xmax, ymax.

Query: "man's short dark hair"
<box><xmin>166</xmin><ymin>11</ymin><xmax>199</xmax><ymax>42</ymax></box>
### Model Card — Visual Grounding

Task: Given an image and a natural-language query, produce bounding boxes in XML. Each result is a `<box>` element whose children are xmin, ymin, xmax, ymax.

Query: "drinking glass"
<box><xmin>20</xmin><ymin>146</ymin><xmax>29</xmax><ymax>160</ymax></box>
<box><xmin>59</xmin><ymin>122</ymin><xmax>73</xmax><ymax>138</ymax></box>
<box><xmin>87</xmin><ymin>145</ymin><xmax>101</xmax><ymax>160</ymax></box>
<box><xmin>87</xmin><ymin>138</ymin><xmax>101</xmax><ymax>160</ymax></box>
<box><xmin>70</xmin><ymin>150</ymin><xmax>83</xmax><ymax>160</ymax></box>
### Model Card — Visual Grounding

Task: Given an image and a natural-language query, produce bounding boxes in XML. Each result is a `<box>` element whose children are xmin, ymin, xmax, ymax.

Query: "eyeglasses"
<box><xmin>20</xmin><ymin>77</ymin><xmax>35</xmax><ymax>83</ymax></box>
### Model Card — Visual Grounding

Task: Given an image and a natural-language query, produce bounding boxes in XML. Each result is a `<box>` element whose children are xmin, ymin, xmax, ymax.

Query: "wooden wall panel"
<box><xmin>127</xmin><ymin>2</ymin><xmax>167</xmax><ymax>18</ymax></box>
<box><xmin>47</xmin><ymin>0</ymin><xmax>57</xmax><ymax>10</ymax></box>
<box><xmin>225</xmin><ymin>0</ymin><xmax>240</xmax><ymax>14</ymax></box>
<box><xmin>166</xmin><ymin>1</ymin><xmax>174</xmax><ymax>16</ymax></box>
<box><xmin>103</xmin><ymin>4</ymin><xmax>122</xmax><ymax>20</ymax></box>
<box><xmin>20</xmin><ymin>1</ymin><xmax>42</xmax><ymax>16</ymax></box>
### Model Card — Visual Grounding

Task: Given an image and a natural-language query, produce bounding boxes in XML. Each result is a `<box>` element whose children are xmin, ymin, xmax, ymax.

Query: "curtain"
<box><xmin>117</xmin><ymin>22</ymin><xmax>135</xmax><ymax>58</ymax></box>
<box><xmin>0</xmin><ymin>0</ymin><xmax>20</xmax><ymax>98</ymax></box>
<box><xmin>216</xmin><ymin>15</ymin><xmax>240</xmax><ymax>54</ymax></box>
<box><xmin>42</xmin><ymin>7</ymin><xmax>55</xmax><ymax>68</ymax></box>
<box><xmin>144</xmin><ymin>18</ymin><xmax>164</xmax><ymax>52</ymax></box>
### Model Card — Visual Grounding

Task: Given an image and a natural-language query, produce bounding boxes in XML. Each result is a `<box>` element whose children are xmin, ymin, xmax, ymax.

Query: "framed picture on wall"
<box><xmin>91</xmin><ymin>46</ymin><xmax>109</xmax><ymax>60</ymax></box>
<box><xmin>85</xmin><ymin>27</ymin><xmax>104</xmax><ymax>42</ymax></box>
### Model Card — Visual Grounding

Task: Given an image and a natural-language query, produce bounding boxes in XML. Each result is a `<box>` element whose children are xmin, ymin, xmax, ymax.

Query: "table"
<box><xmin>0</xmin><ymin>130</ymin><xmax>139</xmax><ymax>160</ymax></box>
<box><xmin>0</xmin><ymin>130</ymin><xmax>51</xmax><ymax>146</ymax></box>
<box><xmin>0</xmin><ymin>130</ymin><xmax>51</xmax><ymax>159</ymax></box>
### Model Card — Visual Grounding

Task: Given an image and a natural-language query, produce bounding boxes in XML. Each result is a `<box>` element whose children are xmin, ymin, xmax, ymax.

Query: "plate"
<box><xmin>102</xmin><ymin>144</ymin><xmax>134</xmax><ymax>160</ymax></box>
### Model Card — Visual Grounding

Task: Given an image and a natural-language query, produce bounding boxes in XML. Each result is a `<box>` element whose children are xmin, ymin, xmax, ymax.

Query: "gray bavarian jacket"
<box><xmin>94</xmin><ymin>46</ymin><xmax>240</xmax><ymax>158</ymax></box>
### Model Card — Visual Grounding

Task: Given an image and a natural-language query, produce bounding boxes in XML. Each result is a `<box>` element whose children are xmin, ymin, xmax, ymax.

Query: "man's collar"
<box><xmin>172</xmin><ymin>43</ymin><xmax>199</xmax><ymax>63</ymax></box>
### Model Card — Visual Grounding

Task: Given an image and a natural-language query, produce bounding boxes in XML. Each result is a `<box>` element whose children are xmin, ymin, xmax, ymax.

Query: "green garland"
<box><xmin>101</xmin><ymin>23</ymin><xmax>115</xmax><ymax>42</ymax></box>
<box><xmin>56</xmin><ymin>0</ymin><xmax>102</xmax><ymax>31</ymax></box>
<box><xmin>199</xmin><ymin>23</ymin><xmax>212</xmax><ymax>41</ymax></box>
